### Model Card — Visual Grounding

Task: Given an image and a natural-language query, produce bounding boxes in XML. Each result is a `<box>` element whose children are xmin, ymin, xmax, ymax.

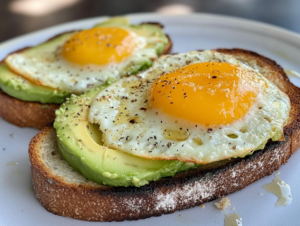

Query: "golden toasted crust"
<box><xmin>0</xmin><ymin>90</ymin><xmax>59</xmax><ymax>129</ymax></box>
<box><xmin>0</xmin><ymin>30</ymin><xmax>173</xmax><ymax>129</ymax></box>
<box><xmin>29</xmin><ymin>49</ymin><xmax>300</xmax><ymax>221</ymax></box>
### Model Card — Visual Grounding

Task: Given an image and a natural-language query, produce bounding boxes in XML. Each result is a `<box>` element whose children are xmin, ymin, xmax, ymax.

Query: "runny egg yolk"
<box><xmin>149</xmin><ymin>62</ymin><xmax>262</xmax><ymax>127</ymax></box>
<box><xmin>62</xmin><ymin>27</ymin><xmax>139</xmax><ymax>65</ymax></box>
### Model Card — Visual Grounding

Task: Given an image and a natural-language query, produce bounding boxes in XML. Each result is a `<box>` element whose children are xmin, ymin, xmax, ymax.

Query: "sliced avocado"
<box><xmin>54</xmin><ymin>79</ymin><xmax>197</xmax><ymax>187</ymax></box>
<box><xmin>0</xmin><ymin>64</ymin><xmax>71</xmax><ymax>104</ymax></box>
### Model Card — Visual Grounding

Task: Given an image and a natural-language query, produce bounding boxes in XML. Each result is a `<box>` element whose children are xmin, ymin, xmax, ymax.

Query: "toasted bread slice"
<box><xmin>29</xmin><ymin>49</ymin><xmax>300</xmax><ymax>221</ymax></box>
<box><xmin>0</xmin><ymin>32</ymin><xmax>172</xmax><ymax>130</ymax></box>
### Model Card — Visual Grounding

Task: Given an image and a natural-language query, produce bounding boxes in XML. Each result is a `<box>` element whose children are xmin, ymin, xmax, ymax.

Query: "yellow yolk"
<box><xmin>62</xmin><ymin>27</ymin><xmax>139</xmax><ymax>65</ymax></box>
<box><xmin>149</xmin><ymin>62</ymin><xmax>260</xmax><ymax>127</ymax></box>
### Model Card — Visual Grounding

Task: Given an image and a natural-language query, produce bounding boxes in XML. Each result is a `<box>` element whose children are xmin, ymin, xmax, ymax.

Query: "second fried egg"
<box><xmin>5</xmin><ymin>19</ymin><xmax>169</xmax><ymax>93</ymax></box>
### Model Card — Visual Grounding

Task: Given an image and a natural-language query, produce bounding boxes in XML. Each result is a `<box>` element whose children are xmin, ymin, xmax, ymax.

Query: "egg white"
<box><xmin>89</xmin><ymin>50</ymin><xmax>291</xmax><ymax>164</ymax></box>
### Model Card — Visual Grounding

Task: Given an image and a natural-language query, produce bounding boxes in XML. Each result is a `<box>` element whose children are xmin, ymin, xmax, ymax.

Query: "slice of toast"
<box><xmin>28</xmin><ymin>49</ymin><xmax>300</xmax><ymax>221</ymax></box>
<box><xmin>0</xmin><ymin>31</ymin><xmax>172</xmax><ymax>130</ymax></box>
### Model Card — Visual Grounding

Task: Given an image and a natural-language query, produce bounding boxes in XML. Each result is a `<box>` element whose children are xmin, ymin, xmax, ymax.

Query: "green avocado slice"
<box><xmin>54</xmin><ymin>79</ymin><xmax>198</xmax><ymax>187</ymax></box>
<box><xmin>0</xmin><ymin>63</ymin><xmax>71</xmax><ymax>104</ymax></box>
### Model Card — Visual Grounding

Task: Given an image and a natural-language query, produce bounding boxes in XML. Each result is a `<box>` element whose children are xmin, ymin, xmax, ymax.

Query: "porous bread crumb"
<box><xmin>215</xmin><ymin>197</ymin><xmax>231</xmax><ymax>210</ymax></box>
<box><xmin>200</xmin><ymin>204</ymin><xmax>205</xmax><ymax>208</ymax></box>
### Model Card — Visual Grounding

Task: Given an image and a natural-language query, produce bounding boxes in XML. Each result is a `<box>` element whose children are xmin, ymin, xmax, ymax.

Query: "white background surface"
<box><xmin>0</xmin><ymin>13</ymin><xmax>300</xmax><ymax>226</ymax></box>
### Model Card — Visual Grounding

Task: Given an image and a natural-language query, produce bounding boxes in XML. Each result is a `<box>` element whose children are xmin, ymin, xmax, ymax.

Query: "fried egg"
<box><xmin>89</xmin><ymin>50</ymin><xmax>290</xmax><ymax>164</ymax></box>
<box><xmin>5</xmin><ymin>24</ymin><xmax>166</xmax><ymax>93</ymax></box>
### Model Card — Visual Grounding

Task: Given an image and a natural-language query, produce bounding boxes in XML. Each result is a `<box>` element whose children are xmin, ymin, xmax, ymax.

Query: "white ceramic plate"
<box><xmin>1</xmin><ymin>13</ymin><xmax>300</xmax><ymax>226</ymax></box>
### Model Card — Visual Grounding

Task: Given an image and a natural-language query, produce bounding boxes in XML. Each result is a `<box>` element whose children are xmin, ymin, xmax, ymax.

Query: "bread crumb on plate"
<box><xmin>215</xmin><ymin>197</ymin><xmax>231</xmax><ymax>210</ymax></box>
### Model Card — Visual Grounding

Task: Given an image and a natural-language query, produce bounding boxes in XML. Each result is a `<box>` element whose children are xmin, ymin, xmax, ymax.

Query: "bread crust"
<box><xmin>0</xmin><ymin>89</ymin><xmax>59</xmax><ymax>129</ymax></box>
<box><xmin>29</xmin><ymin>49</ymin><xmax>300</xmax><ymax>221</ymax></box>
<box><xmin>0</xmin><ymin>26</ymin><xmax>173</xmax><ymax>129</ymax></box>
